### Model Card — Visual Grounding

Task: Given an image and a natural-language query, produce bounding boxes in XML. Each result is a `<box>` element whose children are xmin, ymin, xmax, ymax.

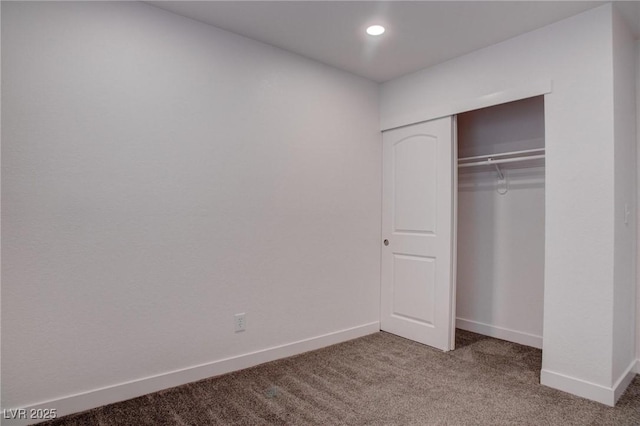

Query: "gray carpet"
<box><xmin>42</xmin><ymin>330</ymin><xmax>640</xmax><ymax>425</ymax></box>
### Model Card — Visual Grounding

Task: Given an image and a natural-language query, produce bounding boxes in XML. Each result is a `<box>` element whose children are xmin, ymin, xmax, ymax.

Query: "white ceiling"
<box><xmin>148</xmin><ymin>1</ymin><xmax>640</xmax><ymax>82</ymax></box>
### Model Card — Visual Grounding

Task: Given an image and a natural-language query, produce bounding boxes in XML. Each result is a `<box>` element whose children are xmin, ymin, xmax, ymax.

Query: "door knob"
<box><xmin>383</xmin><ymin>239</ymin><xmax>389</xmax><ymax>246</ymax></box>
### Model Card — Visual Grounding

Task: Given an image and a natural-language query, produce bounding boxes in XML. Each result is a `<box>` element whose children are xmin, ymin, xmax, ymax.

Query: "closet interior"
<box><xmin>455</xmin><ymin>96</ymin><xmax>546</xmax><ymax>350</ymax></box>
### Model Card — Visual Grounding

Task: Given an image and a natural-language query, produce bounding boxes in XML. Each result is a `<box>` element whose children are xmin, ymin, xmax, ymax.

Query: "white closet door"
<box><xmin>381</xmin><ymin>116</ymin><xmax>455</xmax><ymax>351</ymax></box>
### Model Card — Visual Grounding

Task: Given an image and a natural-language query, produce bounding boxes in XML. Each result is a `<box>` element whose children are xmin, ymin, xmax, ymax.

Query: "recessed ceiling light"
<box><xmin>366</xmin><ymin>25</ymin><xmax>385</xmax><ymax>36</ymax></box>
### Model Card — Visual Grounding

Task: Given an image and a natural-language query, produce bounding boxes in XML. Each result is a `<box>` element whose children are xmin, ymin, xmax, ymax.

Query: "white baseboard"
<box><xmin>4</xmin><ymin>322</ymin><xmax>380</xmax><ymax>426</ymax></box>
<box><xmin>635</xmin><ymin>358</ymin><xmax>640</xmax><ymax>374</ymax></box>
<box><xmin>541</xmin><ymin>359</ymin><xmax>637</xmax><ymax>407</ymax></box>
<box><xmin>456</xmin><ymin>317</ymin><xmax>543</xmax><ymax>349</ymax></box>
<box><xmin>613</xmin><ymin>360</ymin><xmax>638</xmax><ymax>403</ymax></box>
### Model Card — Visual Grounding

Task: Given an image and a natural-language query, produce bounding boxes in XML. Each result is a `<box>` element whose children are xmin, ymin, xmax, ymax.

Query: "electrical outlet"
<box><xmin>234</xmin><ymin>313</ymin><xmax>246</xmax><ymax>333</ymax></box>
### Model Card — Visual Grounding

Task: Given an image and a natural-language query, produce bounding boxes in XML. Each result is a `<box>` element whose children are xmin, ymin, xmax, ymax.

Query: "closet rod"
<box><xmin>458</xmin><ymin>148</ymin><xmax>545</xmax><ymax>163</ymax></box>
<box><xmin>457</xmin><ymin>154</ymin><xmax>545</xmax><ymax>168</ymax></box>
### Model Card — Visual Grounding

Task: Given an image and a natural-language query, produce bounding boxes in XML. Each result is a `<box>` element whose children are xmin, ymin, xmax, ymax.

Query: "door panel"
<box><xmin>392</xmin><ymin>254</ymin><xmax>436</xmax><ymax>324</ymax></box>
<box><xmin>393</xmin><ymin>135</ymin><xmax>438</xmax><ymax>233</ymax></box>
<box><xmin>381</xmin><ymin>116</ymin><xmax>455</xmax><ymax>351</ymax></box>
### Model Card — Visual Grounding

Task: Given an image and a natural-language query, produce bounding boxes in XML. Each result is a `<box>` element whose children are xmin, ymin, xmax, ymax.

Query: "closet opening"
<box><xmin>454</xmin><ymin>96</ymin><xmax>546</xmax><ymax>356</ymax></box>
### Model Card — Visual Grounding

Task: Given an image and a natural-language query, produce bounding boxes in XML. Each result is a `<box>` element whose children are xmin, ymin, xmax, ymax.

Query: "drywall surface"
<box><xmin>382</xmin><ymin>4</ymin><xmax>617</xmax><ymax>390</ymax></box>
<box><xmin>457</xmin><ymin>169</ymin><xmax>545</xmax><ymax>342</ymax></box>
<box><xmin>612</xmin><ymin>6</ymin><xmax>637</xmax><ymax>382</ymax></box>
<box><xmin>456</xmin><ymin>98</ymin><xmax>545</xmax><ymax>346</ymax></box>
<box><xmin>456</xmin><ymin>97</ymin><xmax>545</xmax><ymax>158</ymax></box>
<box><xmin>1</xmin><ymin>1</ymin><xmax>381</xmax><ymax>411</ymax></box>
<box><xmin>636</xmin><ymin>39</ymin><xmax>640</xmax><ymax>369</ymax></box>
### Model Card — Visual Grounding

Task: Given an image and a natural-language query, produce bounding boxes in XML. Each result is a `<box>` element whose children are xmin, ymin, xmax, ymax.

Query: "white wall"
<box><xmin>1</xmin><ymin>1</ymin><xmax>381</xmax><ymax>415</ymax></box>
<box><xmin>456</xmin><ymin>98</ymin><xmax>545</xmax><ymax>348</ymax></box>
<box><xmin>636</xmin><ymin>39</ymin><xmax>640</xmax><ymax>372</ymax></box>
<box><xmin>612</xmin><ymin>5</ymin><xmax>637</xmax><ymax>384</ymax></box>
<box><xmin>457</xmin><ymin>97</ymin><xmax>545</xmax><ymax>158</ymax></box>
<box><xmin>381</xmin><ymin>4</ymin><xmax>631</xmax><ymax>405</ymax></box>
<box><xmin>457</xmin><ymin>169</ymin><xmax>545</xmax><ymax>346</ymax></box>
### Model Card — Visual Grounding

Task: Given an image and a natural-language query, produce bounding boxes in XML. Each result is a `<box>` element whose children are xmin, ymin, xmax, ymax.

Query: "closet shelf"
<box><xmin>458</xmin><ymin>148</ymin><xmax>545</xmax><ymax>177</ymax></box>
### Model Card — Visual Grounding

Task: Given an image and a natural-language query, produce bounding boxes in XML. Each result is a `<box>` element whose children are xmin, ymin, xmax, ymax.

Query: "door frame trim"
<box><xmin>449</xmin><ymin>116</ymin><xmax>458</xmax><ymax>350</ymax></box>
<box><xmin>380</xmin><ymin>80</ymin><xmax>553</xmax><ymax>132</ymax></box>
